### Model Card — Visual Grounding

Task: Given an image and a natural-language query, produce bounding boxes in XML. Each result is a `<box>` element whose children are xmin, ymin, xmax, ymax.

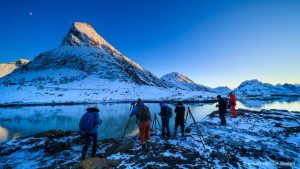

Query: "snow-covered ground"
<box><xmin>0</xmin><ymin>108</ymin><xmax>299</xmax><ymax>168</ymax></box>
<box><xmin>0</xmin><ymin>74</ymin><xmax>222</xmax><ymax>104</ymax></box>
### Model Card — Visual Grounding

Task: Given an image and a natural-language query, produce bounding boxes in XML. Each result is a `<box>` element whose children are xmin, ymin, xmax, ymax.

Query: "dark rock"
<box><xmin>45</xmin><ymin>139</ymin><xmax>71</xmax><ymax>153</ymax></box>
<box><xmin>73</xmin><ymin>157</ymin><xmax>119</xmax><ymax>169</ymax></box>
<box><xmin>0</xmin><ymin>146</ymin><xmax>22</xmax><ymax>156</ymax></box>
<box><xmin>34</xmin><ymin>130</ymin><xmax>78</xmax><ymax>139</ymax></box>
<box><xmin>103</xmin><ymin>140</ymin><xmax>134</xmax><ymax>156</ymax></box>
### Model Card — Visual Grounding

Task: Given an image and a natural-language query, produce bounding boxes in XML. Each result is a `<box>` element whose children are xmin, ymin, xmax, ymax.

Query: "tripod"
<box><xmin>152</xmin><ymin>114</ymin><xmax>161</xmax><ymax>135</ymax></box>
<box><xmin>185</xmin><ymin>107</ymin><xmax>206</xmax><ymax>150</ymax></box>
<box><xmin>122</xmin><ymin>105</ymin><xmax>134</xmax><ymax>139</ymax></box>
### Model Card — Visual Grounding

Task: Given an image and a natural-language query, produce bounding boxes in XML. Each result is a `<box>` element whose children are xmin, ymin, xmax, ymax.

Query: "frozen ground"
<box><xmin>0</xmin><ymin>108</ymin><xmax>299</xmax><ymax>168</ymax></box>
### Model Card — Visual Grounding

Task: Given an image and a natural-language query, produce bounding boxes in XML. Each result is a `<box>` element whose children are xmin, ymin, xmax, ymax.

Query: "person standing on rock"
<box><xmin>129</xmin><ymin>98</ymin><xmax>151</xmax><ymax>151</ymax></box>
<box><xmin>229</xmin><ymin>92</ymin><xmax>237</xmax><ymax>117</ymax></box>
<box><xmin>216</xmin><ymin>95</ymin><xmax>227</xmax><ymax>125</ymax></box>
<box><xmin>79</xmin><ymin>106</ymin><xmax>102</xmax><ymax>160</ymax></box>
<box><xmin>174</xmin><ymin>101</ymin><xmax>185</xmax><ymax>137</ymax></box>
<box><xmin>159</xmin><ymin>101</ymin><xmax>172</xmax><ymax>138</ymax></box>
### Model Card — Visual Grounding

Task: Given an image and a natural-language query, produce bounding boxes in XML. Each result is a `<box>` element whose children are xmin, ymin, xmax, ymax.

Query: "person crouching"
<box><xmin>129</xmin><ymin>98</ymin><xmax>151</xmax><ymax>151</ymax></box>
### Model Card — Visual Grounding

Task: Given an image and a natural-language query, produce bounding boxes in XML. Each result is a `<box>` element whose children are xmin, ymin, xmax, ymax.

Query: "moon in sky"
<box><xmin>29</xmin><ymin>11</ymin><xmax>33</xmax><ymax>16</ymax></box>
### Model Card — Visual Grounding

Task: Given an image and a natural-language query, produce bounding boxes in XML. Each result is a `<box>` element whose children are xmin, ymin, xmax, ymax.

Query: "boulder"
<box><xmin>45</xmin><ymin>139</ymin><xmax>71</xmax><ymax>153</ymax></box>
<box><xmin>73</xmin><ymin>157</ymin><xmax>119</xmax><ymax>169</ymax></box>
<box><xmin>104</xmin><ymin>140</ymin><xmax>134</xmax><ymax>156</ymax></box>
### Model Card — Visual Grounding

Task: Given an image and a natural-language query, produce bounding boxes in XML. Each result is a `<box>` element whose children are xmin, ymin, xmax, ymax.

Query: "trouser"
<box><xmin>231</xmin><ymin>105</ymin><xmax>237</xmax><ymax>117</ymax></box>
<box><xmin>219</xmin><ymin>112</ymin><xmax>226</xmax><ymax>125</ymax></box>
<box><xmin>81</xmin><ymin>132</ymin><xmax>97</xmax><ymax>160</ymax></box>
<box><xmin>174</xmin><ymin>117</ymin><xmax>185</xmax><ymax>135</ymax></box>
<box><xmin>139</xmin><ymin>120</ymin><xmax>151</xmax><ymax>144</ymax></box>
<box><xmin>161</xmin><ymin>118</ymin><xmax>170</xmax><ymax>137</ymax></box>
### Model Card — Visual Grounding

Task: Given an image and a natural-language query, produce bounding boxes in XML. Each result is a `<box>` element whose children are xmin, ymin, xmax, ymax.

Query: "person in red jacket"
<box><xmin>229</xmin><ymin>92</ymin><xmax>237</xmax><ymax>117</ymax></box>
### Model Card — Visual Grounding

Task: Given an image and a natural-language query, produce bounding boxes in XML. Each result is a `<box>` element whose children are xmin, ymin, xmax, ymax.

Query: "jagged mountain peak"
<box><xmin>61</xmin><ymin>22</ymin><xmax>116</xmax><ymax>50</ymax></box>
<box><xmin>1</xmin><ymin>22</ymin><xmax>166</xmax><ymax>87</ymax></box>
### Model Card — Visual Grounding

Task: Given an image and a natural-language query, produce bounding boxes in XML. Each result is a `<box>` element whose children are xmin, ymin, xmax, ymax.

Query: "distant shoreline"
<box><xmin>0</xmin><ymin>99</ymin><xmax>218</xmax><ymax>108</ymax></box>
<box><xmin>1</xmin><ymin>96</ymin><xmax>299</xmax><ymax>108</ymax></box>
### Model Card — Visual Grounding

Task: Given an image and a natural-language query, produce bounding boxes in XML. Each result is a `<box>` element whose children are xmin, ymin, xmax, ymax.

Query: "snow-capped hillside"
<box><xmin>213</xmin><ymin>86</ymin><xmax>231</xmax><ymax>94</ymax></box>
<box><xmin>160</xmin><ymin>72</ymin><xmax>232</xmax><ymax>95</ymax></box>
<box><xmin>0</xmin><ymin>22</ymin><xmax>165</xmax><ymax>87</ymax></box>
<box><xmin>0</xmin><ymin>59</ymin><xmax>29</xmax><ymax>78</ymax></box>
<box><xmin>160</xmin><ymin>72</ymin><xmax>210</xmax><ymax>91</ymax></box>
<box><xmin>234</xmin><ymin>79</ymin><xmax>300</xmax><ymax>97</ymax></box>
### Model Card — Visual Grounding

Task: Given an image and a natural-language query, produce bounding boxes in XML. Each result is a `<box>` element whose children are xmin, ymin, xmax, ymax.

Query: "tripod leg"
<box><xmin>156</xmin><ymin>117</ymin><xmax>161</xmax><ymax>128</ymax></box>
<box><xmin>122</xmin><ymin>117</ymin><xmax>131</xmax><ymax>139</ymax></box>
<box><xmin>188</xmin><ymin>107</ymin><xmax>206</xmax><ymax>150</ymax></box>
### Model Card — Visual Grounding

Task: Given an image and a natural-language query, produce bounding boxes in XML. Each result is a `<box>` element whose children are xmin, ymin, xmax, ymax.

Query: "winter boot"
<box><xmin>146</xmin><ymin>141</ymin><xmax>151</xmax><ymax>151</ymax></box>
<box><xmin>166</xmin><ymin>132</ymin><xmax>171</xmax><ymax>139</ymax></box>
<box><xmin>142</xmin><ymin>143</ymin><xmax>146</xmax><ymax>151</ymax></box>
<box><xmin>81</xmin><ymin>147</ymin><xmax>88</xmax><ymax>160</ymax></box>
<box><xmin>91</xmin><ymin>145</ymin><xmax>97</xmax><ymax>157</ymax></box>
<box><xmin>173</xmin><ymin>131</ymin><xmax>177</xmax><ymax>138</ymax></box>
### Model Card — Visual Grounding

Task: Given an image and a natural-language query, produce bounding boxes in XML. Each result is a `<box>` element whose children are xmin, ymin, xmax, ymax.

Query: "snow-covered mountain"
<box><xmin>160</xmin><ymin>72</ymin><xmax>232</xmax><ymax>95</ymax></box>
<box><xmin>160</xmin><ymin>72</ymin><xmax>211</xmax><ymax>91</ymax></box>
<box><xmin>213</xmin><ymin>86</ymin><xmax>231</xmax><ymax>94</ymax></box>
<box><xmin>234</xmin><ymin>79</ymin><xmax>300</xmax><ymax>97</ymax></box>
<box><xmin>0</xmin><ymin>59</ymin><xmax>29</xmax><ymax>78</ymax></box>
<box><xmin>0</xmin><ymin>22</ymin><xmax>165</xmax><ymax>87</ymax></box>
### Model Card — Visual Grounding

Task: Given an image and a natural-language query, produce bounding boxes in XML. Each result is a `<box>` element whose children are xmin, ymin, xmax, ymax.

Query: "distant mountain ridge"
<box><xmin>160</xmin><ymin>72</ymin><xmax>211</xmax><ymax>91</ymax></box>
<box><xmin>160</xmin><ymin>72</ymin><xmax>232</xmax><ymax>94</ymax></box>
<box><xmin>234</xmin><ymin>79</ymin><xmax>300</xmax><ymax>97</ymax></box>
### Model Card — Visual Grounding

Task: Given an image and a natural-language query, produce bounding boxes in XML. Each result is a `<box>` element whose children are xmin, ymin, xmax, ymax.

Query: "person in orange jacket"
<box><xmin>129</xmin><ymin>98</ymin><xmax>151</xmax><ymax>151</ymax></box>
<box><xmin>229</xmin><ymin>92</ymin><xmax>237</xmax><ymax>117</ymax></box>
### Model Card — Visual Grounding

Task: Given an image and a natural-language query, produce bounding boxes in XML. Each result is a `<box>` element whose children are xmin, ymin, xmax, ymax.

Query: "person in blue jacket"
<box><xmin>79</xmin><ymin>106</ymin><xmax>102</xmax><ymax>160</ymax></box>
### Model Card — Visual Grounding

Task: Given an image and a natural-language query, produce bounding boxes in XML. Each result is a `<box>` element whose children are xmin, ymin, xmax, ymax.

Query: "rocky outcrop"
<box><xmin>0</xmin><ymin>109</ymin><xmax>299</xmax><ymax>168</ymax></box>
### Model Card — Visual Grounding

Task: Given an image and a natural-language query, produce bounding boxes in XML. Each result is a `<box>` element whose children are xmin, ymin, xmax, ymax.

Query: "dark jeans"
<box><xmin>219</xmin><ymin>112</ymin><xmax>226</xmax><ymax>125</ymax></box>
<box><xmin>161</xmin><ymin>118</ymin><xmax>170</xmax><ymax>137</ymax></box>
<box><xmin>81</xmin><ymin>132</ymin><xmax>98</xmax><ymax>160</ymax></box>
<box><xmin>174</xmin><ymin>117</ymin><xmax>185</xmax><ymax>135</ymax></box>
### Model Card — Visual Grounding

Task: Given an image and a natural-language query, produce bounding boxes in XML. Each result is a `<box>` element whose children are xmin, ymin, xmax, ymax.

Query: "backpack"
<box><xmin>138</xmin><ymin>106</ymin><xmax>151</xmax><ymax>121</ymax></box>
<box><xmin>166</xmin><ymin>106</ymin><xmax>173</xmax><ymax>118</ymax></box>
<box><xmin>79</xmin><ymin>112</ymin><xmax>96</xmax><ymax>132</ymax></box>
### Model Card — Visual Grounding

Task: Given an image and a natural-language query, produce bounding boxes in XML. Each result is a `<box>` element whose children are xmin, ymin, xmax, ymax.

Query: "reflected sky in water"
<box><xmin>0</xmin><ymin>99</ymin><xmax>299</xmax><ymax>143</ymax></box>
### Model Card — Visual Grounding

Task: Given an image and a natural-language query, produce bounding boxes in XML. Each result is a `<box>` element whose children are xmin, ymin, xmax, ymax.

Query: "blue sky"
<box><xmin>0</xmin><ymin>0</ymin><xmax>299</xmax><ymax>88</ymax></box>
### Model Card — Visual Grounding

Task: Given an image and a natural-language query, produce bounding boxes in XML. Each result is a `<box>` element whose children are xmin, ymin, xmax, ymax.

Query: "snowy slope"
<box><xmin>234</xmin><ymin>79</ymin><xmax>300</xmax><ymax>97</ymax></box>
<box><xmin>160</xmin><ymin>72</ymin><xmax>211</xmax><ymax>91</ymax></box>
<box><xmin>0</xmin><ymin>59</ymin><xmax>29</xmax><ymax>78</ymax></box>
<box><xmin>0</xmin><ymin>22</ymin><xmax>165</xmax><ymax>87</ymax></box>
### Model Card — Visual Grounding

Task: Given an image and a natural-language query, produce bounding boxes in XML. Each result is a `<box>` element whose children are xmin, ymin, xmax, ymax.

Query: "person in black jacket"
<box><xmin>159</xmin><ymin>102</ymin><xmax>171</xmax><ymax>138</ymax></box>
<box><xmin>216</xmin><ymin>95</ymin><xmax>227</xmax><ymax>125</ymax></box>
<box><xmin>174</xmin><ymin>101</ymin><xmax>185</xmax><ymax>137</ymax></box>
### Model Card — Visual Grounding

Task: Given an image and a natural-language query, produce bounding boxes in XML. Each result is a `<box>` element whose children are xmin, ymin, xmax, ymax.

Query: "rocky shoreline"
<box><xmin>0</xmin><ymin>109</ymin><xmax>299</xmax><ymax>169</ymax></box>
